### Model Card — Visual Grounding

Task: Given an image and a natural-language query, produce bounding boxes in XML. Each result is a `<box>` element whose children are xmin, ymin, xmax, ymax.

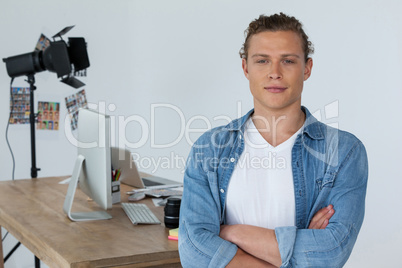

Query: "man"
<box><xmin>179</xmin><ymin>13</ymin><xmax>368</xmax><ymax>268</ymax></box>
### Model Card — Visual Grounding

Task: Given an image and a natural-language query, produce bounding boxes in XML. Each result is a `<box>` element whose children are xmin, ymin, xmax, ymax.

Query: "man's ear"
<box><xmin>304</xmin><ymin>58</ymin><xmax>313</xmax><ymax>81</ymax></box>
<box><xmin>242</xmin><ymin>58</ymin><xmax>249</xmax><ymax>79</ymax></box>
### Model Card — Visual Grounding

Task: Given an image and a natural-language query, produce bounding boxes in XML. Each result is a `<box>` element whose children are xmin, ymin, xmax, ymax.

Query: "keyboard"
<box><xmin>121</xmin><ymin>203</ymin><xmax>161</xmax><ymax>225</ymax></box>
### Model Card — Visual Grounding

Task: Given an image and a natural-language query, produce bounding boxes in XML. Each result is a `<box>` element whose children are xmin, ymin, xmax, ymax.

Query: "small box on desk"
<box><xmin>112</xmin><ymin>181</ymin><xmax>121</xmax><ymax>204</ymax></box>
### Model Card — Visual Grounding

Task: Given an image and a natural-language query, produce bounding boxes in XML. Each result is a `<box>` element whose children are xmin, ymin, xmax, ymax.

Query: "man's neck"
<box><xmin>251</xmin><ymin>103</ymin><xmax>305</xmax><ymax>147</ymax></box>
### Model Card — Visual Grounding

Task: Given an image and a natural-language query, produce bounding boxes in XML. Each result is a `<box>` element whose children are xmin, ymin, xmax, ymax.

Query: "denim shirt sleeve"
<box><xmin>178</xmin><ymin>143</ymin><xmax>238</xmax><ymax>267</ymax></box>
<box><xmin>275</xmin><ymin>140</ymin><xmax>368</xmax><ymax>268</ymax></box>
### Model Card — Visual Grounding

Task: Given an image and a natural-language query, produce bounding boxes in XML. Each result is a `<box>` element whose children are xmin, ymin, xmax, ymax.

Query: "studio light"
<box><xmin>2</xmin><ymin>25</ymin><xmax>90</xmax><ymax>88</ymax></box>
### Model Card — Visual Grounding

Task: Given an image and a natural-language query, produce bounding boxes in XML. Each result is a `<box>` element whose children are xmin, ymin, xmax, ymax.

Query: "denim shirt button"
<box><xmin>230</xmin><ymin>158</ymin><xmax>235</xmax><ymax>163</ymax></box>
<box><xmin>220</xmin><ymin>189</ymin><xmax>225</xmax><ymax>193</ymax></box>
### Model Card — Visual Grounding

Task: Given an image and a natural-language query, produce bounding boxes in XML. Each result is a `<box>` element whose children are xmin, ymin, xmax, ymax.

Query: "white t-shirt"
<box><xmin>225</xmin><ymin>118</ymin><xmax>303</xmax><ymax>229</ymax></box>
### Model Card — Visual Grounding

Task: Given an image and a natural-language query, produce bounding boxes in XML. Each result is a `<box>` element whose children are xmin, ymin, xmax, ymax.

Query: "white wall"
<box><xmin>1</xmin><ymin>0</ymin><xmax>401</xmax><ymax>267</ymax></box>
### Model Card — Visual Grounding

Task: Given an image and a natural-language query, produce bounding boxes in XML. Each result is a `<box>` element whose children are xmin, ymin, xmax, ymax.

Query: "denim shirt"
<box><xmin>178</xmin><ymin>107</ymin><xmax>368</xmax><ymax>268</ymax></box>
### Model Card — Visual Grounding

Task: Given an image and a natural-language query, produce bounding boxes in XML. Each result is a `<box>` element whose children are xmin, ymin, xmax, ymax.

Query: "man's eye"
<box><xmin>283</xmin><ymin>59</ymin><xmax>295</xmax><ymax>64</ymax></box>
<box><xmin>257</xmin><ymin>59</ymin><xmax>267</xmax><ymax>64</ymax></box>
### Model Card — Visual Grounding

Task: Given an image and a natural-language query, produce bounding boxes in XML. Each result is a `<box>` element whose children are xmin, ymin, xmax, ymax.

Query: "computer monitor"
<box><xmin>63</xmin><ymin>108</ymin><xmax>113</xmax><ymax>221</ymax></box>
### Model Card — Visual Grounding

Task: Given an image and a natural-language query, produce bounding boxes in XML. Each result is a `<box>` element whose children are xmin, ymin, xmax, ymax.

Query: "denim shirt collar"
<box><xmin>225</xmin><ymin>106</ymin><xmax>325</xmax><ymax>140</ymax></box>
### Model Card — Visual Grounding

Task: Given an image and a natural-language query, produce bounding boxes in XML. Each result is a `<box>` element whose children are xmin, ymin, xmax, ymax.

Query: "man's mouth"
<box><xmin>265</xmin><ymin>86</ymin><xmax>287</xmax><ymax>93</ymax></box>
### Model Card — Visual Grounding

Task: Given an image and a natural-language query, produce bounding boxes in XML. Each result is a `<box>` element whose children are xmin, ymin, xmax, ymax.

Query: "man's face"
<box><xmin>242</xmin><ymin>31</ymin><xmax>312</xmax><ymax>113</ymax></box>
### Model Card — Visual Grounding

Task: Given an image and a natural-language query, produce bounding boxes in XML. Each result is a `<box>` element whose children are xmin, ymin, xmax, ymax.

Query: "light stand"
<box><xmin>27</xmin><ymin>74</ymin><xmax>41</xmax><ymax>178</ymax></box>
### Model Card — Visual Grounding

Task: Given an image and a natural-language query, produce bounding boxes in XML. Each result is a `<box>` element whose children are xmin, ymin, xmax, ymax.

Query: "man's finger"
<box><xmin>309</xmin><ymin>205</ymin><xmax>334</xmax><ymax>229</ymax></box>
<box><xmin>309</xmin><ymin>206</ymin><xmax>330</xmax><ymax>228</ymax></box>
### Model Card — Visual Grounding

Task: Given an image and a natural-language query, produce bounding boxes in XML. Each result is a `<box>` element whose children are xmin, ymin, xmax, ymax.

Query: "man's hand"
<box><xmin>308</xmin><ymin>204</ymin><xmax>335</xmax><ymax>229</ymax></box>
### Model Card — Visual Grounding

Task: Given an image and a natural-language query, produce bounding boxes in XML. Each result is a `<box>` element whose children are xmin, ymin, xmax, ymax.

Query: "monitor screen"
<box><xmin>63</xmin><ymin>108</ymin><xmax>113</xmax><ymax>221</ymax></box>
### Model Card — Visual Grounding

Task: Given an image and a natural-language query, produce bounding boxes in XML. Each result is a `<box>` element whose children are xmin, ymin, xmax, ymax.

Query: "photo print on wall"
<box><xmin>35</xmin><ymin>33</ymin><xmax>51</xmax><ymax>52</ymax></box>
<box><xmin>37</xmin><ymin>101</ymin><xmax>60</xmax><ymax>131</ymax></box>
<box><xmin>9</xmin><ymin>87</ymin><xmax>30</xmax><ymax>125</ymax></box>
<box><xmin>65</xmin><ymin>89</ymin><xmax>88</xmax><ymax>130</ymax></box>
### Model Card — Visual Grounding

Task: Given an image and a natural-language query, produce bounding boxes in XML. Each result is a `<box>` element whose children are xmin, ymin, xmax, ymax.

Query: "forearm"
<box><xmin>226</xmin><ymin>248</ymin><xmax>277</xmax><ymax>268</ymax></box>
<box><xmin>221</xmin><ymin>224</ymin><xmax>282</xmax><ymax>267</ymax></box>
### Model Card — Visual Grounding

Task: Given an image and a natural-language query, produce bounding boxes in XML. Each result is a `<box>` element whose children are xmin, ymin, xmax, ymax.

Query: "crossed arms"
<box><xmin>221</xmin><ymin>205</ymin><xmax>335</xmax><ymax>267</ymax></box>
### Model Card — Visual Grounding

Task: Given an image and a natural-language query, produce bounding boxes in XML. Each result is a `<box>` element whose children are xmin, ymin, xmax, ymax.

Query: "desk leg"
<box><xmin>0</xmin><ymin>227</ymin><xmax>4</xmax><ymax>268</ymax></box>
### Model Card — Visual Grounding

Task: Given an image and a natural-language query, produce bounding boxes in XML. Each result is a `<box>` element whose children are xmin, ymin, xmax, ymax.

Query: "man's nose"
<box><xmin>269</xmin><ymin>63</ymin><xmax>282</xmax><ymax>79</ymax></box>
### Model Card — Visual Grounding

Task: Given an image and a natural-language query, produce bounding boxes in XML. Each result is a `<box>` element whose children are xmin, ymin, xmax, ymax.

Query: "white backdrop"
<box><xmin>0</xmin><ymin>0</ymin><xmax>401</xmax><ymax>267</ymax></box>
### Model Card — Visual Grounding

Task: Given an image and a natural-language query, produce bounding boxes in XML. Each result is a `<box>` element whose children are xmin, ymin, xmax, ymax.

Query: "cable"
<box><xmin>3</xmin><ymin>77</ymin><xmax>15</xmax><ymax>244</ymax></box>
<box><xmin>6</xmin><ymin>77</ymin><xmax>16</xmax><ymax>181</ymax></box>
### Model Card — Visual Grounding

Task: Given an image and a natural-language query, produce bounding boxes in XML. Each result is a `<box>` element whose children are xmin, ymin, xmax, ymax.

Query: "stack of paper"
<box><xmin>168</xmin><ymin>228</ymin><xmax>179</xmax><ymax>241</ymax></box>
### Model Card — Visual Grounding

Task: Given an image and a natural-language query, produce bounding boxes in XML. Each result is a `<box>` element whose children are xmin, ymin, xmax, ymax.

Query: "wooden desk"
<box><xmin>0</xmin><ymin>177</ymin><xmax>181</xmax><ymax>267</ymax></box>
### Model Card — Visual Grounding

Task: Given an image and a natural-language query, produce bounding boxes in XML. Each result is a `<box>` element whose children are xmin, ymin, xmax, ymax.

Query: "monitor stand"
<box><xmin>63</xmin><ymin>155</ymin><xmax>112</xmax><ymax>221</ymax></box>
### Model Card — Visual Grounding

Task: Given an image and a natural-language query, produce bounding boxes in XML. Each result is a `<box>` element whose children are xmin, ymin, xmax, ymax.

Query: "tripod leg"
<box><xmin>4</xmin><ymin>242</ymin><xmax>21</xmax><ymax>263</ymax></box>
<box><xmin>0</xmin><ymin>228</ymin><xmax>3</xmax><ymax>268</ymax></box>
<box><xmin>35</xmin><ymin>256</ymin><xmax>40</xmax><ymax>268</ymax></box>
